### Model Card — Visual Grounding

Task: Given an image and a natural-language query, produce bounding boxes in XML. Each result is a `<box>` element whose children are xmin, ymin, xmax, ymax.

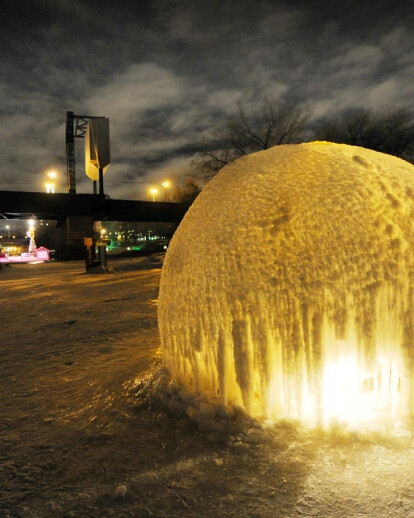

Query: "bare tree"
<box><xmin>170</xmin><ymin>175</ymin><xmax>202</xmax><ymax>207</ymax></box>
<box><xmin>315</xmin><ymin>108</ymin><xmax>414</xmax><ymax>163</ymax></box>
<box><xmin>193</xmin><ymin>97</ymin><xmax>310</xmax><ymax>179</ymax></box>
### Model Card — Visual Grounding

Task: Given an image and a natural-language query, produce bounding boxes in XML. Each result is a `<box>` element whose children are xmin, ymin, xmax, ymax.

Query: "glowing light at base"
<box><xmin>158</xmin><ymin>142</ymin><xmax>414</xmax><ymax>429</ymax></box>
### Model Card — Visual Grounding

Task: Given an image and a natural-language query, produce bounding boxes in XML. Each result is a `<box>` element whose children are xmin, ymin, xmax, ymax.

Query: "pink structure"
<box><xmin>0</xmin><ymin>246</ymin><xmax>50</xmax><ymax>263</ymax></box>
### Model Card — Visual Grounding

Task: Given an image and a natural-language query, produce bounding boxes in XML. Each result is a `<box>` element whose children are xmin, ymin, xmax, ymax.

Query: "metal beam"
<box><xmin>0</xmin><ymin>191</ymin><xmax>188</xmax><ymax>223</ymax></box>
<box><xmin>73</xmin><ymin>114</ymin><xmax>105</xmax><ymax>138</ymax></box>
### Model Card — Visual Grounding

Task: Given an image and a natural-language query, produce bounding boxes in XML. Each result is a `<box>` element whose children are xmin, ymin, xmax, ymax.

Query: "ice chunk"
<box><xmin>158</xmin><ymin>142</ymin><xmax>414</xmax><ymax>428</ymax></box>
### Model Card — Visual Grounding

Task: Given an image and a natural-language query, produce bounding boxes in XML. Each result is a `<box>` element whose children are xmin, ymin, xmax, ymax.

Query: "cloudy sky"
<box><xmin>1</xmin><ymin>0</ymin><xmax>414</xmax><ymax>199</ymax></box>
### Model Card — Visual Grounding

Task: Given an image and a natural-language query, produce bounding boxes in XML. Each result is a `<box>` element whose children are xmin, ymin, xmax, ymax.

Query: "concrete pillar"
<box><xmin>55</xmin><ymin>216</ymin><xmax>94</xmax><ymax>260</ymax></box>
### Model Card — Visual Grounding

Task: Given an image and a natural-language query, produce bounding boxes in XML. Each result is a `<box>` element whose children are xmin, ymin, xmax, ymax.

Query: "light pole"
<box><xmin>6</xmin><ymin>225</ymin><xmax>10</xmax><ymax>238</ymax></box>
<box><xmin>46</xmin><ymin>171</ymin><xmax>56</xmax><ymax>193</ymax></box>
<box><xmin>162</xmin><ymin>180</ymin><xmax>170</xmax><ymax>201</ymax></box>
<box><xmin>149</xmin><ymin>188</ymin><xmax>158</xmax><ymax>202</ymax></box>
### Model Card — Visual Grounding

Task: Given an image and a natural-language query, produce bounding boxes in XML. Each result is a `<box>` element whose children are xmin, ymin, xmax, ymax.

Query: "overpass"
<box><xmin>0</xmin><ymin>191</ymin><xmax>188</xmax><ymax>258</ymax></box>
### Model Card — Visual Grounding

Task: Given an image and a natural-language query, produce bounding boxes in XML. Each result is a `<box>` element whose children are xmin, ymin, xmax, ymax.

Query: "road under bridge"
<box><xmin>0</xmin><ymin>191</ymin><xmax>188</xmax><ymax>259</ymax></box>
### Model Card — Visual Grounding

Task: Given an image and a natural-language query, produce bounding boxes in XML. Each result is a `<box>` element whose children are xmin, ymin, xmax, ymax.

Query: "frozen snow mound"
<box><xmin>158</xmin><ymin>142</ymin><xmax>414</xmax><ymax>428</ymax></box>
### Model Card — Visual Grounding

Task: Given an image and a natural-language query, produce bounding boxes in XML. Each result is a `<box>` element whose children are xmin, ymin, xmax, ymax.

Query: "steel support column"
<box><xmin>66</xmin><ymin>111</ymin><xmax>76</xmax><ymax>194</ymax></box>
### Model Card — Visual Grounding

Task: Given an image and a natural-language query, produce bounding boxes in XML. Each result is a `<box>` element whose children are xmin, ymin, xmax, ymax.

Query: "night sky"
<box><xmin>1</xmin><ymin>0</ymin><xmax>414</xmax><ymax>199</ymax></box>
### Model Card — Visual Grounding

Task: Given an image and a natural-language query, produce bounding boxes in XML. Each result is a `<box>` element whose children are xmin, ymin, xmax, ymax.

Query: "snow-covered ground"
<box><xmin>1</xmin><ymin>257</ymin><xmax>414</xmax><ymax>517</ymax></box>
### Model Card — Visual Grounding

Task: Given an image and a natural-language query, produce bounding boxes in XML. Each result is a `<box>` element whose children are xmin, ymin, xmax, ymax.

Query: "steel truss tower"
<box><xmin>65</xmin><ymin>111</ymin><xmax>105</xmax><ymax>194</ymax></box>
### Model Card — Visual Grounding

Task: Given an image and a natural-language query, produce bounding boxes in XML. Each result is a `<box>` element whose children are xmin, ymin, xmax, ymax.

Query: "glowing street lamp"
<box><xmin>149</xmin><ymin>188</ymin><xmax>158</xmax><ymax>202</ymax></box>
<box><xmin>46</xmin><ymin>171</ymin><xmax>56</xmax><ymax>193</ymax></box>
<box><xmin>162</xmin><ymin>180</ymin><xmax>170</xmax><ymax>201</ymax></box>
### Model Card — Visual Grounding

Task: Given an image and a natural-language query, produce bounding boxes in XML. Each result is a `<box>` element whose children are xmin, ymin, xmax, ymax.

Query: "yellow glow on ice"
<box><xmin>322</xmin><ymin>355</ymin><xmax>401</xmax><ymax>426</ymax></box>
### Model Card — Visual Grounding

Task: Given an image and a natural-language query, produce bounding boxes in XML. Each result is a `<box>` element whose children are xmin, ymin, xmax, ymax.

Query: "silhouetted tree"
<box><xmin>171</xmin><ymin>175</ymin><xmax>202</xmax><ymax>207</ymax></box>
<box><xmin>193</xmin><ymin>98</ymin><xmax>310</xmax><ymax>179</ymax></box>
<box><xmin>315</xmin><ymin>108</ymin><xmax>414</xmax><ymax>163</ymax></box>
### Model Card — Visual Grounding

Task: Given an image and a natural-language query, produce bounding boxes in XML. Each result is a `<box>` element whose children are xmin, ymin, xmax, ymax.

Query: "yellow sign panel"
<box><xmin>85</xmin><ymin>118</ymin><xmax>111</xmax><ymax>181</ymax></box>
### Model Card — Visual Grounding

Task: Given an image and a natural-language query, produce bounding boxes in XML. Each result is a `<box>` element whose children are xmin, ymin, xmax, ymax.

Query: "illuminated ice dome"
<box><xmin>158</xmin><ymin>142</ymin><xmax>414</xmax><ymax>427</ymax></box>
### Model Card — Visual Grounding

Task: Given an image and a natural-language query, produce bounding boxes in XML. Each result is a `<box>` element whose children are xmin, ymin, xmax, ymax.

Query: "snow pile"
<box><xmin>133</xmin><ymin>366</ymin><xmax>261</xmax><ymax>434</ymax></box>
<box><xmin>158</xmin><ymin>142</ymin><xmax>414</xmax><ymax>428</ymax></box>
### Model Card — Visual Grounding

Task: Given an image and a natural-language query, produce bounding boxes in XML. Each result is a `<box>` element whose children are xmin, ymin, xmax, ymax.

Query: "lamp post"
<box><xmin>46</xmin><ymin>171</ymin><xmax>56</xmax><ymax>193</ymax></box>
<box><xmin>149</xmin><ymin>188</ymin><xmax>158</xmax><ymax>202</ymax></box>
<box><xmin>162</xmin><ymin>180</ymin><xmax>170</xmax><ymax>201</ymax></box>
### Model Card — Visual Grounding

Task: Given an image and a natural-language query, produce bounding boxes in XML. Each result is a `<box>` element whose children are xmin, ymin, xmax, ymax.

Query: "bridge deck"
<box><xmin>0</xmin><ymin>191</ymin><xmax>188</xmax><ymax>222</ymax></box>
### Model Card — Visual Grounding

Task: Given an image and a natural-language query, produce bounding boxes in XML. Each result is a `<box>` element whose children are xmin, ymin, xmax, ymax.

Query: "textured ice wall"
<box><xmin>158</xmin><ymin>142</ymin><xmax>414</xmax><ymax>426</ymax></box>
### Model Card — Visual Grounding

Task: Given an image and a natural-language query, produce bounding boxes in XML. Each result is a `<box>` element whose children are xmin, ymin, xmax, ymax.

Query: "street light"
<box><xmin>162</xmin><ymin>180</ymin><xmax>170</xmax><ymax>201</ymax></box>
<box><xmin>149</xmin><ymin>188</ymin><xmax>158</xmax><ymax>202</ymax></box>
<box><xmin>46</xmin><ymin>171</ymin><xmax>56</xmax><ymax>193</ymax></box>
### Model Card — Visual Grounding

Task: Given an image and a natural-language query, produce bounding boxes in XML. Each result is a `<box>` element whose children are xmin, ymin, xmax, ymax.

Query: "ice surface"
<box><xmin>158</xmin><ymin>142</ymin><xmax>414</xmax><ymax>427</ymax></box>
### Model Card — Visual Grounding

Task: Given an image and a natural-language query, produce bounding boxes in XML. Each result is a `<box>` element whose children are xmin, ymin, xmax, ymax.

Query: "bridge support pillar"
<box><xmin>55</xmin><ymin>216</ymin><xmax>95</xmax><ymax>260</ymax></box>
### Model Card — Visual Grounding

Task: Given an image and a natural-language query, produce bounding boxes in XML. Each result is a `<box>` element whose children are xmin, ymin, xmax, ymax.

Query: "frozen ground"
<box><xmin>1</xmin><ymin>256</ymin><xmax>414</xmax><ymax>517</ymax></box>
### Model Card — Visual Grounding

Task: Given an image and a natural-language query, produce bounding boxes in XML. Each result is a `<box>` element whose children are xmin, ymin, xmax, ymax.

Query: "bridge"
<box><xmin>0</xmin><ymin>191</ymin><xmax>188</xmax><ymax>259</ymax></box>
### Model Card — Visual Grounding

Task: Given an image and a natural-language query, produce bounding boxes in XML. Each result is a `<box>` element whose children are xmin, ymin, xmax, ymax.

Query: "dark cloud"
<box><xmin>0</xmin><ymin>0</ymin><xmax>413</xmax><ymax>198</ymax></box>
